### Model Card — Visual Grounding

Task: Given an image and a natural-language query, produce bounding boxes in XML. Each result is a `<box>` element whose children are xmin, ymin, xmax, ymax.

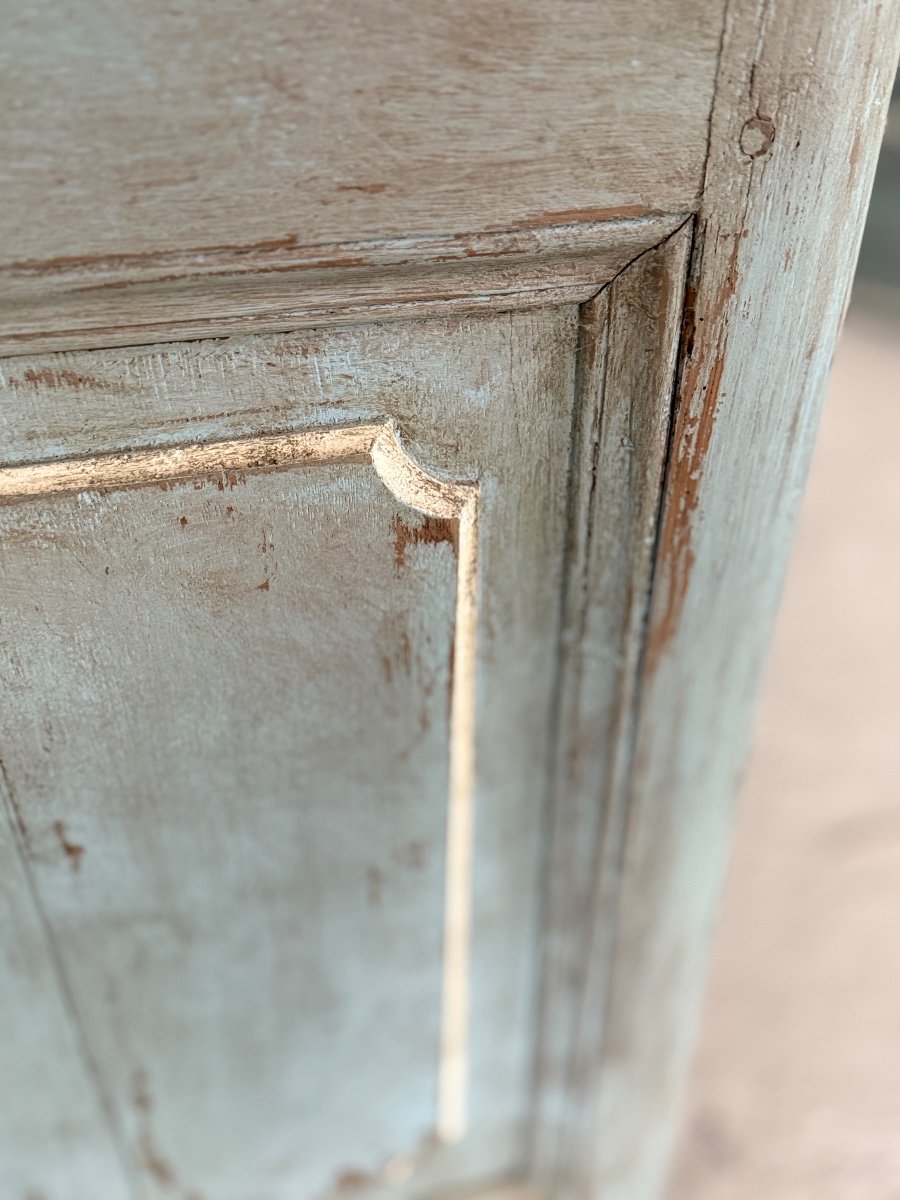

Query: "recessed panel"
<box><xmin>0</xmin><ymin>464</ymin><xmax>458</xmax><ymax>1198</ymax></box>
<box><xmin>0</xmin><ymin>304</ymin><xmax>585</xmax><ymax>1199</ymax></box>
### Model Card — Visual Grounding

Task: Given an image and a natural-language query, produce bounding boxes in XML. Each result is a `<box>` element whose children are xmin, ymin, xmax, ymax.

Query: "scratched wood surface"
<box><xmin>3</xmin><ymin>466</ymin><xmax>460</xmax><ymax>1199</ymax></box>
<box><xmin>0</xmin><ymin>813</ymin><xmax>133</xmax><ymax>1199</ymax></box>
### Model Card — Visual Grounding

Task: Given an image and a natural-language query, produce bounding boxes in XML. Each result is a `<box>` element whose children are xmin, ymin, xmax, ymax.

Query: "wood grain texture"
<box><xmin>574</xmin><ymin>4</ymin><xmax>900</xmax><ymax>1200</ymax></box>
<box><xmin>0</xmin><ymin>0</ymin><xmax>712</xmax><ymax>353</ymax></box>
<box><xmin>0</xmin><ymin>309</ymin><xmax>580</xmax><ymax>1199</ymax></box>
<box><xmin>1</xmin><ymin>1</ymin><xmax>720</xmax><ymax>263</ymax></box>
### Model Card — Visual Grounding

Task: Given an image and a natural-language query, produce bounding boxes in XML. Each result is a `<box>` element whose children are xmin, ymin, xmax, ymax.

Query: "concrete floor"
<box><xmin>666</xmin><ymin>299</ymin><xmax>900</xmax><ymax>1200</ymax></box>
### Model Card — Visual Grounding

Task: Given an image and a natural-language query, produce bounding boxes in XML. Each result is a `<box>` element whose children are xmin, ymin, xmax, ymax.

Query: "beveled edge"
<box><xmin>0</xmin><ymin>212</ymin><xmax>688</xmax><ymax>357</ymax></box>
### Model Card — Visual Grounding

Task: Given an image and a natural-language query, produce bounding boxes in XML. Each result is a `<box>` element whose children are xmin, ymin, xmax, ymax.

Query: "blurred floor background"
<box><xmin>666</xmin><ymin>84</ymin><xmax>900</xmax><ymax>1200</ymax></box>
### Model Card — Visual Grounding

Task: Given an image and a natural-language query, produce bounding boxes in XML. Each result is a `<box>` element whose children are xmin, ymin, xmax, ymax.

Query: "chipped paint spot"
<box><xmin>395</xmin><ymin>839</ymin><xmax>426</xmax><ymax>869</ymax></box>
<box><xmin>4</xmin><ymin>234</ymin><xmax>301</xmax><ymax>276</ymax></box>
<box><xmin>19</xmin><ymin>367</ymin><xmax>105</xmax><ymax>390</ymax></box>
<box><xmin>390</xmin><ymin>513</ymin><xmax>458</xmax><ymax>568</ymax></box>
<box><xmin>132</xmin><ymin>1070</ymin><xmax>179</xmax><ymax>1188</ymax></box>
<box><xmin>521</xmin><ymin>204</ymin><xmax>665</xmax><ymax>227</ymax></box>
<box><xmin>336</xmin><ymin>182</ymin><xmax>389</xmax><ymax>194</ymax></box>
<box><xmin>333</xmin><ymin>1169</ymin><xmax>374</xmax><ymax>1192</ymax></box>
<box><xmin>646</xmin><ymin>234</ymin><xmax>741</xmax><ymax>674</ymax></box>
<box><xmin>52</xmin><ymin>820</ymin><xmax>85</xmax><ymax>872</ymax></box>
<box><xmin>366</xmin><ymin>865</ymin><xmax>383</xmax><ymax>908</ymax></box>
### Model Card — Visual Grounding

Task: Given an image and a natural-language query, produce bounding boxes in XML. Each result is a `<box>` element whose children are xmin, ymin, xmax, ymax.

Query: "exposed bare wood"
<box><xmin>0</xmin><ymin>424</ymin><xmax>379</xmax><ymax>501</ymax></box>
<box><xmin>437</xmin><ymin>493</ymin><xmax>479</xmax><ymax>1144</ymax></box>
<box><xmin>0</xmin><ymin>420</ymin><xmax>474</xmax><ymax>516</ymax></box>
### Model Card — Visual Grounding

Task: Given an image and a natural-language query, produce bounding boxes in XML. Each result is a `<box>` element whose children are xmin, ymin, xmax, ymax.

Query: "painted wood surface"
<box><xmin>0</xmin><ymin>236</ymin><xmax>693</xmax><ymax>1195</ymax></box>
<box><xmin>3</xmin><ymin>464</ymin><xmax>461</xmax><ymax>1199</ymax></box>
<box><xmin>529</xmin><ymin>227</ymin><xmax>692</xmax><ymax>1190</ymax></box>
<box><xmin>0</xmin><ymin>309</ymin><xmax>583</xmax><ymax>1199</ymax></box>
<box><xmin>1</xmin><ymin>1</ymin><xmax>720</xmax><ymax>266</ymax></box>
<box><xmin>1</xmin><ymin>1</ymin><xmax>897</xmax><ymax>1198</ymax></box>
<box><xmin>572</xmin><ymin>4</ymin><xmax>900</xmax><ymax>1200</ymax></box>
<box><xmin>0</xmin><ymin>213</ymin><xmax>686</xmax><ymax>357</ymax></box>
<box><xmin>0</xmin><ymin>799</ymin><xmax>133</xmax><ymax>1199</ymax></box>
<box><xmin>0</xmin><ymin>0</ymin><xmax>715</xmax><ymax>354</ymax></box>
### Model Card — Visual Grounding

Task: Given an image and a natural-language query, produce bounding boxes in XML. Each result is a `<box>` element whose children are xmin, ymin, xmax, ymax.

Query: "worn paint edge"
<box><xmin>0</xmin><ymin>214</ymin><xmax>688</xmax><ymax>357</ymax></box>
<box><xmin>0</xmin><ymin>419</ymin><xmax>480</xmax><ymax>1145</ymax></box>
<box><xmin>1</xmin><ymin>213</ymin><xmax>684</xmax><ymax>281</ymax></box>
<box><xmin>372</xmin><ymin>425</ymin><xmax>479</xmax><ymax>1143</ymax></box>
<box><xmin>0</xmin><ymin>424</ymin><xmax>380</xmax><ymax>500</ymax></box>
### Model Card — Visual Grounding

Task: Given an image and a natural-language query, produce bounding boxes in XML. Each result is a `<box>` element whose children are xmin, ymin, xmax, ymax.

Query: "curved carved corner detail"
<box><xmin>0</xmin><ymin>418</ymin><xmax>480</xmax><ymax>1147</ymax></box>
<box><xmin>372</xmin><ymin>420</ymin><xmax>479</xmax><ymax>1146</ymax></box>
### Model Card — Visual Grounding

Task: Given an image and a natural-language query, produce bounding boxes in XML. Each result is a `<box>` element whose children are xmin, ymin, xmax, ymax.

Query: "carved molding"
<box><xmin>0</xmin><ymin>215</ymin><xmax>689</xmax><ymax>356</ymax></box>
<box><xmin>0</xmin><ymin>418</ymin><xmax>479</xmax><ymax>1145</ymax></box>
<box><xmin>528</xmin><ymin>226</ymin><xmax>692</xmax><ymax>1190</ymax></box>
